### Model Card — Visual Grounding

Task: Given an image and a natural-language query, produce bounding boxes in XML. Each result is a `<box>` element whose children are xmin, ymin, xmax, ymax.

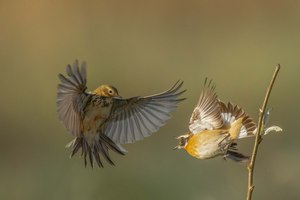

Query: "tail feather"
<box><xmin>67</xmin><ymin>135</ymin><xmax>126</xmax><ymax>168</ymax></box>
<box><xmin>225</xmin><ymin>150</ymin><xmax>249</xmax><ymax>163</ymax></box>
<box><xmin>93</xmin><ymin>145</ymin><xmax>104</xmax><ymax>167</ymax></box>
<box><xmin>100</xmin><ymin>134</ymin><xmax>126</xmax><ymax>155</ymax></box>
<box><xmin>96</xmin><ymin>139</ymin><xmax>115</xmax><ymax>166</ymax></box>
<box><xmin>88</xmin><ymin>146</ymin><xmax>94</xmax><ymax>167</ymax></box>
<box><xmin>69</xmin><ymin>137</ymin><xmax>81</xmax><ymax>157</ymax></box>
<box><xmin>82</xmin><ymin>139</ymin><xmax>88</xmax><ymax>166</ymax></box>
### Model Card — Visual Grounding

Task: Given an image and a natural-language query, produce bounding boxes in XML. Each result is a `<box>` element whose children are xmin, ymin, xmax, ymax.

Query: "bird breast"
<box><xmin>82</xmin><ymin>96</ymin><xmax>113</xmax><ymax>142</ymax></box>
<box><xmin>185</xmin><ymin>130</ymin><xmax>229</xmax><ymax>159</ymax></box>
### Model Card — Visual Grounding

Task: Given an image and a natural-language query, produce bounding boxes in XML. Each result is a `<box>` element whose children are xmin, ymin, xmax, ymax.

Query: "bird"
<box><xmin>174</xmin><ymin>78</ymin><xmax>257</xmax><ymax>162</ymax></box>
<box><xmin>57</xmin><ymin>60</ymin><xmax>186</xmax><ymax>168</ymax></box>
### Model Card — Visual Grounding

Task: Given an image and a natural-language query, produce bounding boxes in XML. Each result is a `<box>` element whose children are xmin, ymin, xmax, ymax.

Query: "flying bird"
<box><xmin>174</xmin><ymin>78</ymin><xmax>257</xmax><ymax>162</ymax></box>
<box><xmin>57</xmin><ymin>60</ymin><xmax>186</xmax><ymax>167</ymax></box>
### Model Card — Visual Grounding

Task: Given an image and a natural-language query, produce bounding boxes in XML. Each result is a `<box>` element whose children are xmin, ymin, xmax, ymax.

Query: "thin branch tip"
<box><xmin>246</xmin><ymin>66</ymin><xmax>281</xmax><ymax>200</ymax></box>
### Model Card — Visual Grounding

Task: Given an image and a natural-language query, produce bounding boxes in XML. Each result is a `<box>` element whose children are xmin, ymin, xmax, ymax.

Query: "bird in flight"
<box><xmin>174</xmin><ymin>78</ymin><xmax>257</xmax><ymax>162</ymax></box>
<box><xmin>57</xmin><ymin>60</ymin><xmax>186</xmax><ymax>167</ymax></box>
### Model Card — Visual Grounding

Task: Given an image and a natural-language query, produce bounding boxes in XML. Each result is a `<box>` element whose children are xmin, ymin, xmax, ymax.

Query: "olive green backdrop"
<box><xmin>0</xmin><ymin>0</ymin><xmax>299</xmax><ymax>199</ymax></box>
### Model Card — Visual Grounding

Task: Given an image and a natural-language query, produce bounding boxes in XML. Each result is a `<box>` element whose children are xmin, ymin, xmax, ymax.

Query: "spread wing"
<box><xmin>104</xmin><ymin>81</ymin><xmax>186</xmax><ymax>144</ymax></box>
<box><xmin>57</xmin><ymin>60</ymin><xmax>90</xmax><ymax>136</ymax></box>
<box><xmin>189</xmin><ymin>78</ymin><xmax>224</xmax><ymax>134</ymax></box>
<box><xmin>219</xmin><ymin>101</ymin><xmax>257</xmax><ymax>139</ymax></box>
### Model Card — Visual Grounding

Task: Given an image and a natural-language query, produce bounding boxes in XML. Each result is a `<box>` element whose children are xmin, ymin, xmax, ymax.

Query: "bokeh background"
<box><xmin>1</xmin><ymin>0</ymin><xmax>299</xmax><ymax>199</ymax></box>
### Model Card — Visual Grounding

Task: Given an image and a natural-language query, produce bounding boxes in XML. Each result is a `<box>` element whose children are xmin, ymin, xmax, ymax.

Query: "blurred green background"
<box><xmin>1</xmin><ymin>0</ymin><xmax>299</xmax><ymax>199</ymax></box>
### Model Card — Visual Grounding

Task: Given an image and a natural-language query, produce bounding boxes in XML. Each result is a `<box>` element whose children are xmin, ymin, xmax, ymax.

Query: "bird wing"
<box><xmin>189</xmin><ymin>78</ymin><xmax>224</xmax><ymax>134</ymax></box>
<box><xmin>57</xmin><ymin>60</ymin><xmax>90</xmax><ymax>136</ymax></box>
<box><xmin>103</xmin><ymin>81</ymin><xmax>186</xmax><ymax>144</ymax></box>
<box><xmin>219</xmin><ymin>101</ymin><xmax>256</xmax><ymax>139</ymax></box>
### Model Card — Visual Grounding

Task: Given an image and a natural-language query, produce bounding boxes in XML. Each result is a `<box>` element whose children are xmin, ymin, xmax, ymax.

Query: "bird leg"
<box><xmin>218</xmin><ymin>133</ymin><xmax>231</xmax><ymax>155</ymax></box>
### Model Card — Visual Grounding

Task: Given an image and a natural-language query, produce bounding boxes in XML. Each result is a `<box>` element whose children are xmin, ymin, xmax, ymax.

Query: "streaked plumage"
<box><xmin>57</xmin><ymin>60</ymin><xmax>186</xmax><ymax>167</ymax></box>
<box><xmin>175</xmin><ymin>78</ymin><xmax>256</xmax><ymax>162</ymax></box>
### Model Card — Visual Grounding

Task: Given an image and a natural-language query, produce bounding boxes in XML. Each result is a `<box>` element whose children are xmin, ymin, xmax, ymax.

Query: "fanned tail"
<box><xmin>66</xmin><ymin>134</ymin><xmax>126</xmax><ymax>168</ymax></box>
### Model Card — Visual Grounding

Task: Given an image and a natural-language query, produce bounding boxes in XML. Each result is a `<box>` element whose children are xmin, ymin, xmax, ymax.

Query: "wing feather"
<box><xmin>56</xmin><ymin>60</ymin><xmax>89</xmax><ymax>136</ymax></box>
<box><xmin>189</xmin><ymin>78</ymin><xmax>223</xmax><ymax>134</ymax></box>
<box><xmin>104</xmin><ymin>81</ymin><xmax>186</xmax><ymax>144</ymax></box>
<box><xmin>219</xmin><ymin>101</ymin><xmax>257</xmax><ymax>139</ymax></box>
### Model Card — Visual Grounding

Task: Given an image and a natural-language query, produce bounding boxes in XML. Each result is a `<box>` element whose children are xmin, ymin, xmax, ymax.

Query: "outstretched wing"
<box><xmin>219</xmin><ymin>101</ymin><xmax>256</xmax><ymax>139</ymax></box>
<box><xmin>104</xmin><ymin>81</ymin><xmax>186</xmax><ymax>144</ymax></box>
<box><xmin>57</xmin><ymin>60</ymin><xmax>90</xmax><ymax>136</ymax></box>
<box><xmin>189</xmin><ymin>78</ymin><xmax>224</xmax><ymax>134</ymax></box>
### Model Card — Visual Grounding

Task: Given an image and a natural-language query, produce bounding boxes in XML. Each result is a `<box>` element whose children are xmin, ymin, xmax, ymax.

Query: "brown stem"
<box><xmin>246</xmin><ymin>65</ymin><xmax>281</xmax><ymax>200</ymax></box>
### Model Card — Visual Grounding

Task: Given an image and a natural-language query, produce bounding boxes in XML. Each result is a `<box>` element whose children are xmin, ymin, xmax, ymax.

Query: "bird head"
<box><xmin>93</xmin><ymin>85</ymin><xmax>120</xmax><ymax>97</ymax></box>
<box><xmin>173</xmin><ymin>134</ymin><xmax>191</xmax><ymax>150</ymax></box>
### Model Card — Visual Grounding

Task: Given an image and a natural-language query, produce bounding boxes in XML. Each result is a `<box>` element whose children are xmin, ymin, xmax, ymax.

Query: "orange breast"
<box><xmin>184</xmin><ymin>130</ymin><xmax>229</xmax><ymax>159</ymax></box>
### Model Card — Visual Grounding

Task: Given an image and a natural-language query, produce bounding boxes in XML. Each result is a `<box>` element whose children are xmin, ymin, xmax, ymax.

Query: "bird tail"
<box><xmin>225</xmin><ymin>150</ymin><xmax>250</xmax><ymax>163</ymax></box>
<box><xmin>66</xmin><ymin>134</ymin><xmax>126</xmax><ymax>168</ymax></box>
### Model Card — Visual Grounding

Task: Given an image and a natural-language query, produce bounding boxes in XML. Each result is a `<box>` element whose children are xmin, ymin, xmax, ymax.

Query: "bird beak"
<box><xmin>114</xmin><ymin>95</ymin><xmax>122</xmax><ymax>99</ymax></box>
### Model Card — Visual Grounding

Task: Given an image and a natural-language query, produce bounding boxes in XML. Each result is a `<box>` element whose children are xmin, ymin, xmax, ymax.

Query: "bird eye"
<box><xmin>108</xmin><ymin>90</ymin><xmax>113</xmax><ymax>94</ymax></box>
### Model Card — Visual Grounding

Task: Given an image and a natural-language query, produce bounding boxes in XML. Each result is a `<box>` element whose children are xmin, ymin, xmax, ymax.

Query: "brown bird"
<box><xmin>57</xmin><ymin>60</ymin><xmax>186</xmax><ymax>167</ymax></box>
<box><xmin>174</xmin><ymin>78</ymin><xmax>257</xmax><ymax>162</ymax></box>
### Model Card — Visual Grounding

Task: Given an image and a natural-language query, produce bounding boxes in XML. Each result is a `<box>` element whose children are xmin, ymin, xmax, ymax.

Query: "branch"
<box><xmin>246</xmin><ymin>65</ymin><xmax>281</xmax><ymax>200</ymax></box>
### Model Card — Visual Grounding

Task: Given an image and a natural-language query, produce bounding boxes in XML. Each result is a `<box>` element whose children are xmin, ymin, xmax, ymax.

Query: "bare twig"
<box><xmin>246</xmin><ymin>65</ymin><xmax>281</xmax><ymax>200</ymax></box>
